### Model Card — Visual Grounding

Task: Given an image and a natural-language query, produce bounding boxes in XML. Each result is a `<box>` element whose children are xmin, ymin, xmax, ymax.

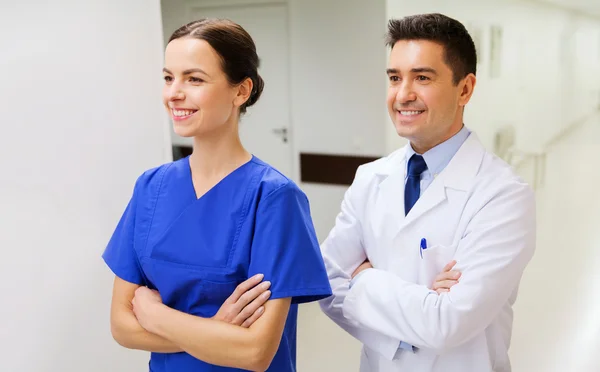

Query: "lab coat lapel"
<box><xmin>400</xmin><ymin>173</ymin><xmax>447</xmax><ymax>229</ymax></box>
<box><xmin>374</xmin><ymin>147</ymin><xmax>408</xmax><ymax>233</ymax></box>
<box><xmin>396</xmin><ymin>133</ymin><xmax>485</xmax><ymax>234</ymax></box>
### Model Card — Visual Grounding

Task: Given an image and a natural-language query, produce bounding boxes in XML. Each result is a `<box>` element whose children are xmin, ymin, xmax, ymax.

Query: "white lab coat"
<box><xmin>319</xmin><ymin>133</ymin><xmax>536</xmax><ymax>372</ymax></box>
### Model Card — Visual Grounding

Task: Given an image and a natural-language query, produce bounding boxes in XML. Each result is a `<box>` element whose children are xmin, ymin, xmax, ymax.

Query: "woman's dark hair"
<box><xmin>169</xmin><ymin>19</ymin><xmax>264</xmax><ymax>114</ymax></box>
<box><xmin>386</xmin><ymin>13</ymin><xmax>477</xmax><ymax>85</ymax></box>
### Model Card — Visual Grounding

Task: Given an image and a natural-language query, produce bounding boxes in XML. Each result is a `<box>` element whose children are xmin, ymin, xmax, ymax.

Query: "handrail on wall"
<box><xmin>543</xmin><ymin>104</ymin><xmax>600</xmax><ymax>151</ymax></box>
<box><xmin>504</xmin><ymin>104</ymin><xmax>600</xmax><ymax>190</ymax></box>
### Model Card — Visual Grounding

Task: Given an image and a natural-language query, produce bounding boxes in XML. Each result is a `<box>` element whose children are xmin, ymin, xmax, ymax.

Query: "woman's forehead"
<box><xmin>164</xmin><ymin>38</ymin><xmax>220</xmax><ymax>73</ymax></box>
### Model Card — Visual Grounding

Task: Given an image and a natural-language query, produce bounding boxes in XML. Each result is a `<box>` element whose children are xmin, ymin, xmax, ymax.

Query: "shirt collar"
<box><xmin>405</xmin><ymin>125</ymin><xmax>471</xmax><ymax>177</ymax></box>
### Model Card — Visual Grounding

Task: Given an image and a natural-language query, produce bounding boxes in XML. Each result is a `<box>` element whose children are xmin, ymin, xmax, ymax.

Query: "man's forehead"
<box><xmin>388</xmin><ymin>40</ymin><xmax>446</xmax><ymax>69</ymax></box>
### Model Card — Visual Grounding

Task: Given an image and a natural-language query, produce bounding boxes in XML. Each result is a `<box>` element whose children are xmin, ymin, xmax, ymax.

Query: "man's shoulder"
<box><xmin>456</xmin><ymin>131</ymin><xmax>533</xmax><ymax>196</ymax></box>
<box><xmin>354</xmin><ymin>147</ymin><xmax>407</xmax><ymax>181</ymax></box>
<box><xmin>476</xmin><ymin>149</ymin><xmax>535</xmax><ymax>200</ymax></box>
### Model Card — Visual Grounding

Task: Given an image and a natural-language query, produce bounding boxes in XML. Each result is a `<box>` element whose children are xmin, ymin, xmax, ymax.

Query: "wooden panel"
<box><xmin>300</xmin><ymin>153</ymin><xmax>380</xmax><ymax>186</ymax></box>
<box><xmin>172</xmin><ymin>145</ymin><xmax>193</xmax><ymax>161</ymax></box>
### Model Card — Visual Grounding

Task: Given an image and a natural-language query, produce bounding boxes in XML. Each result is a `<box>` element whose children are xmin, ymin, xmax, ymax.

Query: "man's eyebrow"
<box><xmin>411</xmin><ymin>67</ymin><xmax>438</xmax><ymax>75</ymax></box>
<box><xmin>385</xmin><ymin>67</ymin><xmax>438</xmax><ymax>75</ymax></box>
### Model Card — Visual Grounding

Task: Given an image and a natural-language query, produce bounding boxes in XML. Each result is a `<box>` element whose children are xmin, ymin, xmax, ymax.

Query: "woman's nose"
<box><xmin>167</xmin><ymin>83</ymin><xmax>185</xmax><ymax>101</ymax></box>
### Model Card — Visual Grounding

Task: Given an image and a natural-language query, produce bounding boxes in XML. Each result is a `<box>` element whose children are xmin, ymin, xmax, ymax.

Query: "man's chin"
<box><xmin>394</xmin><ymin>122</ymin><xmax>420</xmax><ymax>139</ymax></box>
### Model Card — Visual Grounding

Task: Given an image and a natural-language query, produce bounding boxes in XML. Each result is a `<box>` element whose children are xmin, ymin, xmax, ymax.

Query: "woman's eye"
<box><xmin>163</xmin><ymin>76</ymin><xmax>173</xmax><ymax>82</ymax></box>
<box><xmin>189</xmin><ymin>77</ymin><xmax>204</xmax><ymax>83</ymax></box>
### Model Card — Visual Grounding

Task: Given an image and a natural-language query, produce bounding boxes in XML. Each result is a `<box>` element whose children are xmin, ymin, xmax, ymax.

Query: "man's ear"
<box><xmin>458</xmin><ymin>73</ymin><xmax>476</xmax><ymax>107</ymax></box>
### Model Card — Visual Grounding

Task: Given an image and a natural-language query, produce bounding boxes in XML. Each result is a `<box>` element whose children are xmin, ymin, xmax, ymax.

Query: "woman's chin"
<box><xmin>173</xmin><ymin>124</ymin><xmax>198</xmax><ymax>138</ymax></box>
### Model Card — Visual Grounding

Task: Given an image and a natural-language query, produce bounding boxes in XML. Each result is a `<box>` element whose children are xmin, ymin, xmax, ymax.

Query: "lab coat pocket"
<box><xmin>418</xmin><ymin>244</ymin><xmax>455</xmax><ymax>287</ymax></box>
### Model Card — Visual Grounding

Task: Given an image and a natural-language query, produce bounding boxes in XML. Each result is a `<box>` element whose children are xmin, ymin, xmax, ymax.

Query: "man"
<box><xmin>319</xmin><ymin>13</ymin><xmax>536</xmax><ymax>372</ymax></box>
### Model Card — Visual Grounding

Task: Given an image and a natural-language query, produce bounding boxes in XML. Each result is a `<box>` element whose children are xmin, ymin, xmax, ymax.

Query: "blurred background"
<box><xmin>1</xmin><ymin>0</ymin><xmax>598</xmax><ymax>371</ymax></box>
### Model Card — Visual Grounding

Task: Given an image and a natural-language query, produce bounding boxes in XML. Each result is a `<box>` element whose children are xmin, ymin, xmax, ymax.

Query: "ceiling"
<box><xmin>535</xmin><ymin>0</ymin><xmax>600</xmax><ymax>17</ymax></box>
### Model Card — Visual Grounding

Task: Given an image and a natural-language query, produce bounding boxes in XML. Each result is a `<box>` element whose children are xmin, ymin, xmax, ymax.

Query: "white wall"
<box><xmin>509</xmin><ymin>112</ymin><xmax>600</xmax><ymax>372</ymax></box>
<box><xmin>288</xmin><ymin>0</ymin><xmax>388</xmax><ymax>235</ymax></box>
<box><xmin>386</xmin><ymin>0</ymin><xmax>600</xmax><ymax>155</ymax></box>
<box><xmin>0</xmin><ymin>1</ymin><xmax>169</xmax><ymax>371</ymax></box>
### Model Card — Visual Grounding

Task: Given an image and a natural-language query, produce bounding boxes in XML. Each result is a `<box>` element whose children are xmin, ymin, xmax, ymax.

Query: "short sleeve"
<box><xmin>102</xmin><ymin>178</ymin><xmax>146</xmax><ymax>285</ymax></box>
<box><xmin>249</xmin><ymin>183</ymin><xmax>332</xmax><ymax>304</ymax></box>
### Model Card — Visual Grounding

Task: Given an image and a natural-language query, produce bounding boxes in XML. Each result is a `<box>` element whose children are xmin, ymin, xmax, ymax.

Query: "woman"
<box><xmin>102</xmin><ymin>19</ymin><xmax>332</xmax><ymax>371</ymax></box>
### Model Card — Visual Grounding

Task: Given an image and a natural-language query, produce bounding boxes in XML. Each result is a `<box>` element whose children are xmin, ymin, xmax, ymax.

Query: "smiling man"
<box><xmin>319</xmin><ymin>13</ymin><xmax>536</xmax><ymax>372</ymax></box>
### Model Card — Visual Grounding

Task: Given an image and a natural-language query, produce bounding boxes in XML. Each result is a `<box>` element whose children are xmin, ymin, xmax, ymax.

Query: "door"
<box><xmin>171</xmin><ymin>1</ymin><xmax>293</xmax><ymax>177</ymax></box>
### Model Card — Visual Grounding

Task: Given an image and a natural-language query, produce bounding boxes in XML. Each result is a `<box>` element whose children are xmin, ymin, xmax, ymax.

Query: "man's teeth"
<box><xmin>173</xmin><ymin>109</ymin><xmax>195</xmax><ymax>117</ymax></box>
<box><xmin>400</xmin><ymin>110</ymin><xmax>423</xmax><ymax>116</ymax></box>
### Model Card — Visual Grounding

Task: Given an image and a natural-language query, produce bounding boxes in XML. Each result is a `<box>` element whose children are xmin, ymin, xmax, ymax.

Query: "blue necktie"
<box><xmin>404</xmin><ymin>154</ymin><xmax>427</xmax><ymax>215</ymax></box>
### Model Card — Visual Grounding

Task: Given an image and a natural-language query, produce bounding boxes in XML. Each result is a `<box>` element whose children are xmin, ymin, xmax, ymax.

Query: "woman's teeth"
<box><xmin>172</xmin><ymin>109</ymin><xmax>195</xmax><ymax>117</ymax></box>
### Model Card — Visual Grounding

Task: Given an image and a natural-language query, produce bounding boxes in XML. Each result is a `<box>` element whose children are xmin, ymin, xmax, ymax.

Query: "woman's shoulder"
<box><xmin>132</xmin><ymin>158</ymin><xmax>186</xmax><ymax>195</ymax></box>
<box><xmin>250</xmin><ymin>156</ymin><xmax>306</xmax><ymax>202</ymax></box>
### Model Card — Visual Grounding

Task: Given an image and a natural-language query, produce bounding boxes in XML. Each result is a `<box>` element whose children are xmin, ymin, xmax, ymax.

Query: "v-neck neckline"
<box><xmin>185</xmin><ymin>155</ymin><xmax>255</xmax><ymax>201</ymax></box>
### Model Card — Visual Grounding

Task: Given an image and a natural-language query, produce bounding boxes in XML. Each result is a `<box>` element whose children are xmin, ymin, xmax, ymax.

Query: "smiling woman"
<box><xmin>102</xmin><ymin>19</ymin><xmax>332</xmax><ymax>372</ymax></box>
<box><xmin>162</xmin><ymin>19</ymin><xmax>264</xmax><ymax>139</ymax></box>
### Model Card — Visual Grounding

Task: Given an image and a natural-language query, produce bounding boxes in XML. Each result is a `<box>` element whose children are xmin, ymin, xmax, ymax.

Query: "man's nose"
<box><xmin>396</xmin><ymin>81</ymin><xmax>417</xmax><ymax>103</ymax></box>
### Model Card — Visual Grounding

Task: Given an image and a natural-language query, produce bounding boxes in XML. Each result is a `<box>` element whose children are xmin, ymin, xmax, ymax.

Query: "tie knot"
<box><xmin>407</xmin><ymin>154</ymin><xmax>427</xmax><ymax>177</ymax></box>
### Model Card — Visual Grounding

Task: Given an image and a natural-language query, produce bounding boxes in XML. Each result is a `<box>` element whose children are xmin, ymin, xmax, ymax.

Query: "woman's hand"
<box><xmin>432</xmin><ymin>260</ymin><xmax>462</xmax><ymax>294</ymax></box>
<box><xmin>213</xmin><ymin>274</ymin><xmax>272</xmax><ymax>328</ymax></box>
<box><xmin>132</xmin><ymin>286</ymin><xmax>164</xmax><ymax>333</ymax></box>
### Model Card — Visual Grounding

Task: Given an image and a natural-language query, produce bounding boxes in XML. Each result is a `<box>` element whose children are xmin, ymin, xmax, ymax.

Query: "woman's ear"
<box><xmin>233</xmin><ymin>78</ymin><xmax>253</xmax><ymax>108</ymax></box>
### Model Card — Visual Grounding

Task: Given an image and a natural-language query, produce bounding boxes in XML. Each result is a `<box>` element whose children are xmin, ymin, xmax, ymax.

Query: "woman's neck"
<box><xmin>189</xmin><ymin>123</ymin><xmax>251</xmax><ymax>180</ymax></box>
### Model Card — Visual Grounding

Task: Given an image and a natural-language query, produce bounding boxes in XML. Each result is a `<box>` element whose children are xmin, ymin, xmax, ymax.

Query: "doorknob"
<box><xmin>271</xmin><ymin>127</ymin><xmax>288</xmax><ymax>143</ymax></box>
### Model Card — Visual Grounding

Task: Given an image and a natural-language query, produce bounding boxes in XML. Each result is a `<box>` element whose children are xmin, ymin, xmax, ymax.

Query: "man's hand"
<box><xmin>212</xmin><ymin>274</ymin><xmax>272</xmax><ymax>328</ymax></box>
<box><xmin>432</xmin><ymin>260</ymin><xmax>461</xmax><ymax>294</ymax></box>
<box><xmin>352</xmin><ymin>259</ymin><xmax>373</xmax><ymax>279</ymax></box>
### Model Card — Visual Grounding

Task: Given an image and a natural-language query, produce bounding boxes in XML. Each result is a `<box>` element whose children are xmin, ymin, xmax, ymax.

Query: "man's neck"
<box><xmin>411</xmin><ymin>123</ymin><xmax>464</xmax><ymax>154</ymax></box>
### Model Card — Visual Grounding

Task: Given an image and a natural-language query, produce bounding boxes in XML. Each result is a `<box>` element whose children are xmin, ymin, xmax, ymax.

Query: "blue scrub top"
<box><xmin>102</xmin><ymin>155</ymin><xmax>332</xmax><ymax>371</ymax></box>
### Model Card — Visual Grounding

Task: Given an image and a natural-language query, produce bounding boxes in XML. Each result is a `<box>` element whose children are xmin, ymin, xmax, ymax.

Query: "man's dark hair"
<box><xmin>386</xmin><ymin>13</ymin><xmax>477</xmax><ymax>85</ymax></box>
